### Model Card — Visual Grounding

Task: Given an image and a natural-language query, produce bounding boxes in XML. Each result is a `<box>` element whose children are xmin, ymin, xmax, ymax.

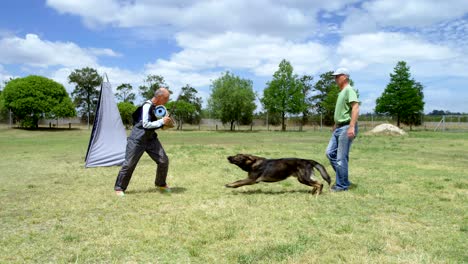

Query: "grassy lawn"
<box><xmin>0</xmin><ymin>127</ymin><xmax>467</xmax><ymax>263</ymax></box>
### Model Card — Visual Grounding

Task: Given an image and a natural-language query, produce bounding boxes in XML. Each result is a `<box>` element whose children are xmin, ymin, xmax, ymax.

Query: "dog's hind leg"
<box><xmin>298</xmin><ymin>178</ymin><xmax>323</xmax><ymax>195</ymax></box>
<box><xmin>297</xmin><ymin>167</ymin><xmax>324</xmax><ymax>195</ymax></box>
<box><xmin>225</xmin><ymin>178</ymin><xmax>257</xmax><ymax>188</ymax></box>
<box><xmin>313</xmin><ymin>163</ymin><xmax>331</xmax><ymax>186</ymax></box>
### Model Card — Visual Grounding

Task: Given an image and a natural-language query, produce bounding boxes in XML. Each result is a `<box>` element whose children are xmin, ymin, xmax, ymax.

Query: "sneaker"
<box><xmin>157</xmin><ymin>185</ymin><xmax>172</xmax><ymax>193</ymax></box>
<box><xmin>115</xmin><ymin>190</ymin><xmax>125</xmax><ymax>197</ymax></box>
<box><xmin>330</xmin><ymin>187</ymin><xmax>348</xmax><ymax>192</ymax></box>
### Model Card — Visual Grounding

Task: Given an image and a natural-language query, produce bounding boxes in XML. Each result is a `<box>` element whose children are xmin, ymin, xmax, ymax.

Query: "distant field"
<box><xmin>0</xmin><ymin>127</ymin><xmax>467</xmax><ymax>263</ymax></box>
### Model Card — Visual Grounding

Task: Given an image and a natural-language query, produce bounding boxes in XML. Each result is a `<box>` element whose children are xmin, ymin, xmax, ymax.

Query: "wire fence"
<box><xmin>173</xmin><ymin>115</ymin><xmax>468</xmax><ymax>132</ymax></box>
<box><xmin>1</xmin><ymin>115</ymin><xmax>467</xmax><ymax>132</ymax></box>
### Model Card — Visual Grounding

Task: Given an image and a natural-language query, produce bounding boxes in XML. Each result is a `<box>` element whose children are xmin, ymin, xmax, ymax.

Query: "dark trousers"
<box><xmin>114</xmin><ymin>127</ymin><xmax>169</xmax><ymax>191</ymax></box>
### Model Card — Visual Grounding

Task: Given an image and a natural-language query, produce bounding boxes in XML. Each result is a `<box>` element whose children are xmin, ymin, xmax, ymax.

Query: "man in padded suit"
<box><xmin>114</xmin><ymin>88</ymin><xmax>172</xmax><ymax>196</ymax></box>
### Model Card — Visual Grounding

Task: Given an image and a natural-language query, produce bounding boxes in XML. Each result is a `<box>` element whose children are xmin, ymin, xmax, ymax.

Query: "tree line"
<box><xmin>0</xmin><ymin>60</ymin><xmax>426</xmax><ymax>130</ymax></box>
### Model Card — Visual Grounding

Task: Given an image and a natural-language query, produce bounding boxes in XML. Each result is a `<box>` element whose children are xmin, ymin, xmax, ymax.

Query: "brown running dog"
<box><xmin>226</xmin><ymin>154</ymin><xmax>331</xmax><ymax>195</ymax></box>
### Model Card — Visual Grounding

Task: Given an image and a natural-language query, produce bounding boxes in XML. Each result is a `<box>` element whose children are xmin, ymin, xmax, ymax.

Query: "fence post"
<box><xmin>320</xmin><ymin>112</ymin><xmax>323</xmax><ymax>131</ymax></box>
<box><xmin>443</xmin><ymin>115</ymin><xmax>446</xmax><ymax>131</ymax></box>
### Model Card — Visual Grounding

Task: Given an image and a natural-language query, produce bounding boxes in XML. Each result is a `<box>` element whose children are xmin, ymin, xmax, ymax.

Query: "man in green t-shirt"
<box><xmin>326</xmin><ymin>68</ymin><xmax>360</xmax><ymax>192</ymax></box>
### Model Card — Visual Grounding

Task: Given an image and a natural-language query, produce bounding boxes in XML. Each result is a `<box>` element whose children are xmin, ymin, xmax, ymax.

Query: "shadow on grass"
<box><xmin>228</xmin><ymin>183</ymin><xmax>355</xmax><ymax>196</ymax></box>
<box><xmin>125</xmin><ymin>186</ymin><xmax>187</xmax><ymax>194</ymax></box>
<box><xmin>229</xmin><ymin>188</ymin><xmax>312</xmax><ymax>195</ymax></box>
<box><xmin>213</xmin><ymin>130</ymin><xmax>261</xmax><ymax>133</ymax></box>
<box><xmin>12</xmin><ymin>127</ymin><xmax>81</xmax><ymax>131</ymax></box>
<box><xmin>212</xmin><ymin>130</ymin><xmax>309</xmax><ymax>133</ymax></box>
<box><xmin>329</xmin><ymin>183</ymin><xmax>359</xmax><ymax>190</ymax></box>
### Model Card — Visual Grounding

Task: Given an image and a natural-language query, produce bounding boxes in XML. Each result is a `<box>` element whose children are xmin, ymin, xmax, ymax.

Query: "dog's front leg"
<box><xmin>225</xmin><ymin>178</ymin><xmax>257</xmax><ymax>188</ymax></box>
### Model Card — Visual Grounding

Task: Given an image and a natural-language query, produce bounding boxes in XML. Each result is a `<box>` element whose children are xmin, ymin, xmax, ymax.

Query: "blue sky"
<box><xmin>1</xmin><ymin>0</ymin><xmax>467</xmax><ymax>113</ymax></box>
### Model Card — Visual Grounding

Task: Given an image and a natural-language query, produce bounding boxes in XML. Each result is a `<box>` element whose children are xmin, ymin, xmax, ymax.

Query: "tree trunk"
<box><xmin>176</xmin><ymin>118</ymin><xmax>181</xmax><ymax>130</ymax></box>
<box><xmin>87</xmin><ymin>95</ymin><xmax>91</xmax><ymax>129</ymax></box>
<box><xmin>397</xmin><ymin>115</ymin><xmax>400</xmax><ymax>127</ymax></box>
<box><xmin>230</xmin><ymin>120</ymin><xmax>235</xmax><ymax>131</ymax></box>
<box><xmin>282</xmin><ymin>112</ymin><xmax>286</xmax><ymax>131</ymax></box>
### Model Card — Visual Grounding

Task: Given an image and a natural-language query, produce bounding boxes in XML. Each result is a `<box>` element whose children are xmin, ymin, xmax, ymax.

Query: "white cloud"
<box><xmin>144</xmin><ymin>63</ymin><xmax>220</xmax><ymax>95</ymax></box>
<box><xmin>141</xmin><ymin>31</ymin><xmax>335</xmax><ymax>105</ymax></box>
<box><xmin>0</xmin><ymin>65</ymin><xmax>14</xmax><ymax>84</ymax></box>
<box><xmin>0</xmin><ymin>34</ymin><xmax>119</xmax><ymax>68</ymax></box>
<box><xmin>363</xmin><ymin>0</ymin><xmax>468</xmax><ymax>28</ymax></box>
<box><xmin>420</xmin><ymin>19</ymin><xmax>468</xmax><ymax>52</ymax></box>
<box><xmin>337</xmin><ymin>32</ymin><xmax>459</xmax><ymax>71</ymax></box>
<box><xmin>341</xmin><ymin>8</ymin><xmax>378</xmax><ymax>35</ymax></box>
<box><xmin>46</xmin><ymin>0</ymin><xmax>360</xmax><ymax>39</ymax></box>
<box><xmin>147</xmin><ymin>32</ymin><xmax>332</xmax><ymax>81</ymax></box>
<box><xmin>89</xmin><ymin>48</ymin><xmax>122</xmax><ymax>57</ymax></box>
<box><xmin>424</xmin><ymin>83</ymin><xmax>467</xmax><ymax>113</ymax></box>
<box><xmin>342</xmin><ymin>0</ymin><xmax>468</xmax><ymax>35</ymax></box>
<box><xmin>46</xmin><ymin>0</ymin><xmax>121</xmax><ymax>28</ymax></box>
<box><xmin>50</xmin><ymin>66</ymin><xmax>143</xmax><ymax>95</ymax></box>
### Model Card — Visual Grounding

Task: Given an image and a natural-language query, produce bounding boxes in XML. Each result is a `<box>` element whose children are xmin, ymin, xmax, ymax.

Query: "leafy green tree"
<box><xmin>117</xmin><ymin>101</ymin><xmax>137</xmax><ymax>129</ymax></box>
<box><xmin>199</xmin><ymin>108</ymin><xmax>211</xmax><ymax>119</ymax></box>
<box><xmin>311</xmin><ymin>71</ymin><xmax>339</xmax><ymax>126</ymax></box>
<box><xmin>253</xmin><ymin>111</ymin><xmax>281</xmax><ymax>126</ymax></box>
<box><xmin>178</xmin><ymin>85</ymin><xmax>202</xmax><ymax>123</ymax></box>
<box><xmin>208</xmin><ymin>72</ymin><xmax>256</xmax><ymax>131</ymax></box>
<box><xmin>0</xmin><ymin>81</ymin><xmax>7</xmax><ymax>122</ymax></box>
<box><xmin>166</xmin><ymin>84</ymin><xmax>202</xmax><ymax>130</ymax></box>
<box><xmin>166</xmin><ymin>100</ymin><xmax>195</xmax><ymax>130</ymax></box>
<box><xmin>139</xmin><ymin>74</ymin><xmax>169</xmax><ymax>100</ymax></box>
<box><xmin>261</xmin><ymin>59</ymin><xmax>305</xmax><ymax>131</ymax></box>
<box><xmin>0</xmin><ymin>90</ymin><xmax>7</xmax><ymax>122</ymax></box>
<box><xmin>68</xmin><ymin>67</ymin><xmax>102</xmax><ymax>125</ymax></box>
<box><xmin>375</xmin><ymin>61</ymin><xmax>425</xmax><ymax>128</ymax></box>
<box><xmin>2</xmin><ymin>75</ymin><xmax>75</xmax><ymax>128</ymax></box>
<box><xmin>428</xmin><ymin>110</ymin><xmax>446</xmax><ymax>115</ymax></box>
<box><xmin>115</xmin><ymin>83</ymin><xmax>136</xmax><ymax>104</ymax></box>
<box><xmin>298</xmin><ymin>74</ymin><xmax>314</xmax><ymax>126</ymax></box>
<box><xmin>400</xmin><ymin>81</ymin><xmax>424</xmax><ymax>129</ymax></box>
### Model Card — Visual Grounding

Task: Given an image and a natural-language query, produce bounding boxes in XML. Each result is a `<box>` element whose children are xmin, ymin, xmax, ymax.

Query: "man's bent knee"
<box><xmin>158</xmin><ymin>156</ymin><xmax>169</xmax><ymax>166</ymax></box>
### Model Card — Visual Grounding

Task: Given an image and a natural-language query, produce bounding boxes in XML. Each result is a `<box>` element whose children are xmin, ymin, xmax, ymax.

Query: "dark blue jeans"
<box><xmin>325</xmin><ymin>124</ymin><xmax>358</xmax><ymax>190</ymax></box>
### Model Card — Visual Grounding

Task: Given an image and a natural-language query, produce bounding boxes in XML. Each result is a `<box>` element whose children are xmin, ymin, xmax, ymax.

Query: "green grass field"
<box><xmin>0</xmin><ymin>127</ymin><xmax>467</xmax><ymax>263</ymax></box>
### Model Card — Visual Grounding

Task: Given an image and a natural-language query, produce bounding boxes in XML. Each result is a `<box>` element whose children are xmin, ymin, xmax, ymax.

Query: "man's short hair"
<box><xmin>154</xmin><ymin>88</ymin><xmax>167</xmax><ymax>98</ymax></box>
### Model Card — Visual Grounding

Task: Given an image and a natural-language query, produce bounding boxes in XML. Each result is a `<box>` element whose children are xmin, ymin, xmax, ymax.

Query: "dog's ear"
<box><xmin>245</xmin><ymin>155</ymin><xmax>258</xmax><ymax>163</ymax></box>
<box><xmin>248</xmin><ymin>155</ymin><xmax>264</xmax><ymax>161</ymax></box>
<box><xmin>250</xmin><ymin>155</ymin><xmax>265</xmax><ymax>169</ymax></box>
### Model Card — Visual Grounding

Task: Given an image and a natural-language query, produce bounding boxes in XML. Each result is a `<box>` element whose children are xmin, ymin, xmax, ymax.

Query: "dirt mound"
<box><xmin>365</xmin><ymin>123</ymin><xmax>407</xmax><ymax>136</ymax></box>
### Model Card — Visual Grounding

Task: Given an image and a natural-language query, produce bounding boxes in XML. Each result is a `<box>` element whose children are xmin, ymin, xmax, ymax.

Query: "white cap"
<box><xmin>331</xmin><ymin>67</ymin><xmax>349</xmax><ymax>76</ymax></box>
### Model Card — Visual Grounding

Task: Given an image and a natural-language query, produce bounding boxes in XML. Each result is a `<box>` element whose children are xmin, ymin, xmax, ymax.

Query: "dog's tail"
<box><xmin>311</xmin><ymin>161</ymin><xmax>331</xmax><ymax>186</ymax></box>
